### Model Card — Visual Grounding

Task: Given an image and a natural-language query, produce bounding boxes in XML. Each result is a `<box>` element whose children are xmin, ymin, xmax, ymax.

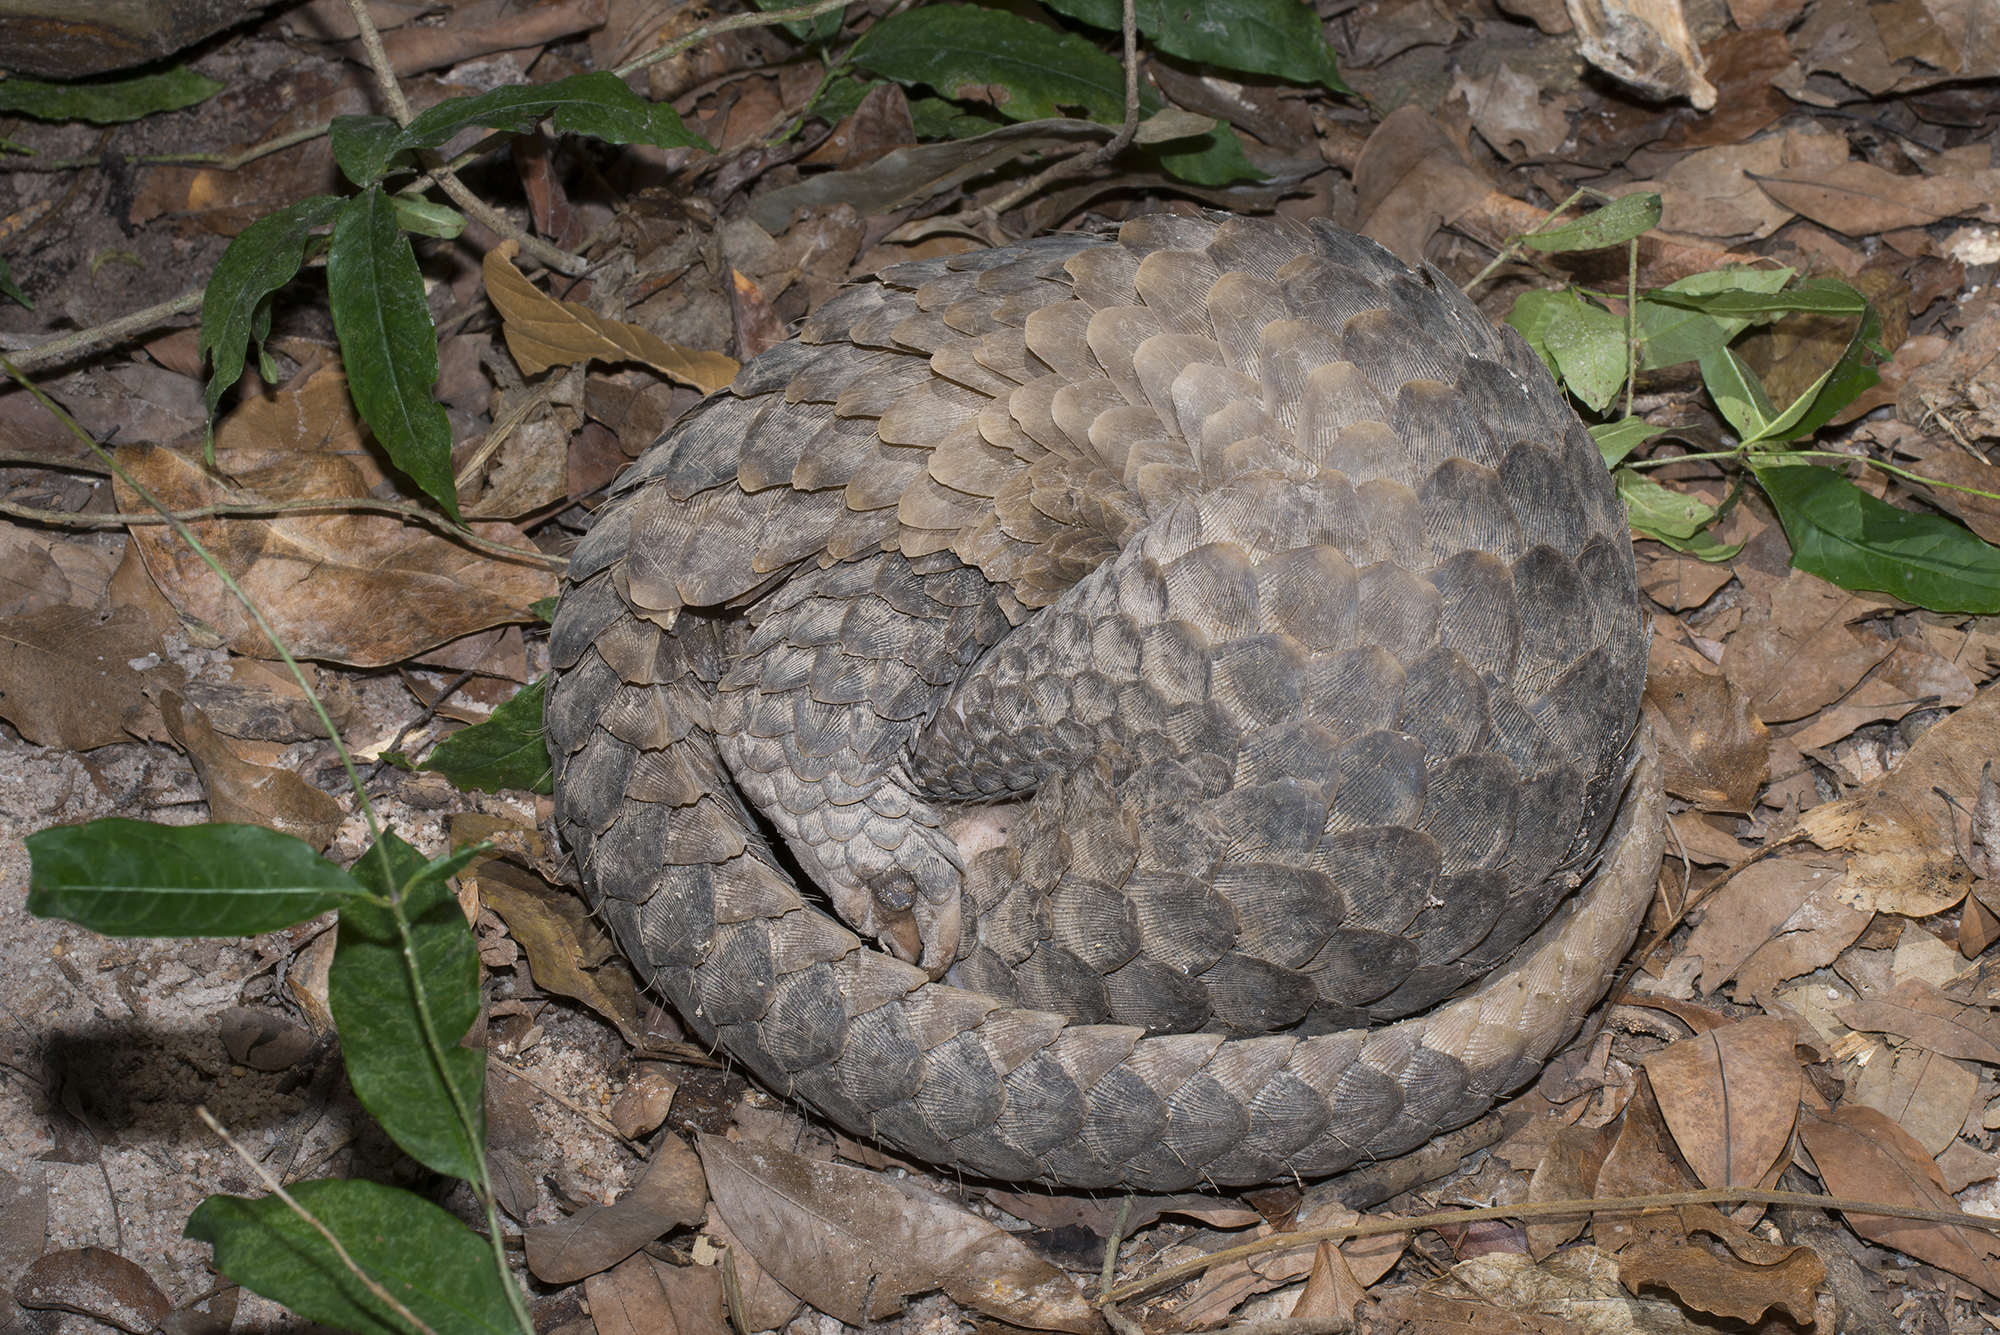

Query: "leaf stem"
<box><xmin>1466</xmin><ymin>185</ymin><xmax>1595</xmax><ymax>292</ymax></box>
<box><xmin>197</xmin><ymin>1108</ymin><xmax>444</xmax><ymax>1335</ymax></box>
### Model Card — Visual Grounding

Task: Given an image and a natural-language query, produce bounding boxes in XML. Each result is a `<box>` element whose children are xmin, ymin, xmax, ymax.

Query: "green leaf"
<box><xmin>1698</xmin><ymin>345</ymin><xmax>1778</xmax><ymax>441</ymax></box>
<box><xmin>1520</xmin><ymin>192</ymin><xmax>1661</xmax><ymax>254</ymax></box>
<box><xmin>529</xmin><ymin>596</ymin><xmax>560</xmax><ymax>624</ymax></box>
<box><xmin>850</xmin><ymin>5</ymin><xmax>1131</xmax><ymax>123</ymax></box>
<box><xmin>754</xmin><ymin>0</ymin><xmax>845</xmax><ymax>43</ymax></box>
<box><xmin>334</xmin><ymin>72</ymin><xmax>712</xmax><ymax>187</ymax></box>
<box><xmin>1591</xmin><ymin>416</ymin><xmax>1665</xmax><ymax>467</ymax></box>
<box><xmin>1753</xmin><ymin>460</ymin><xmax>2000</xmax><ymax>614</ymax></box>
<box><xmin>198</xmin><ymin>195</ymin><xmax>345</xmax><ymax>432</ymax></box>
<box><xmin>26</xmin><ymin>819</ymin><xmax>364</xmax><ymax>937</ymax></box>
<box><xmin>1616</xmin><ymin>468</ymin><xmax>1720</xmax><ymax>541</ymax></box>
<box><xmin>812</xmin><ymin>75</ymin><xmax>883</xmax><ymax>123</ymax></box>
<box><xmin>1147</xmin><ymin>123</ymin><xmax>1264</xmax><ymax>186</ymax></box>
<box><xmin>0</xmin><ymin>256</ymin><xmax>28</xmax><ymax>310</ymax></box>
<box><xmin>0</xmin><ymin>66</ymin><xmax>223</xmax><ymax>124</ymax></box>
<box><xmin>1541</xmin><ymin>289</ymin><xmax>1629</xmax><ymax>413</ymax></box>
<box><xmin>1647</xmin><ymin>274</ymin><xmax>1867</xmax><ymax>319</ymax></box>
<box><xmin>401</xmin><ymin>677</ymin><xmax>553</xmax><ymax>795</ymax></box>
<box><xmin>333</xmin><ymin>833</ymin><xmax>486</xmax><ymax>1180</ymax></box>
<box><xmin>327</xmin><ymin>189</ymin><xmax>460</xmax><ymax>521</ymax></box>
<box><xmin>1774</xmin><ymin>296</ymin><xmax>1884</xmax><ymax>443</ymax></box>
<box><xmin>1504</xmin><ymin>288</ymin><xmax>1565</xmax><ymax>376</ymax></box>
<box><xmin>187</xmin><ymin>1180</ymin><xmax>520</xmax><ymax>1335</ymax></box>
<box><xmin>909</xmin><ymin>96</ymin><xmax>1000</xmax><ymax>140</ymax></box>
<box><xmin>1040</xmin><ymin>0</ymin><xmax>1348</xmax><ymax>93</ymax></box>
<box><xmin>328</xmin><ymin>116</ymin><xmax>410</xmax><ymax>188</ymax></box>
<box><xmin>390</xmin><ymin>196</ymin><xmax>467</xmax><ymax>240</ymax></box>
<box><xmin>1636</xmin><ymin>266</ymin><xmax>1795</xmax><ymax>369</ymax></box>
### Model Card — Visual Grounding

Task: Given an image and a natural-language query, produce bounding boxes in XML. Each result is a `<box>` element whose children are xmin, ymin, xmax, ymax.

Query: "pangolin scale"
<box><xmin>546</xmin><ymin>212</ymin><xmax>1664</xmax><ymax>1188</ymax></box>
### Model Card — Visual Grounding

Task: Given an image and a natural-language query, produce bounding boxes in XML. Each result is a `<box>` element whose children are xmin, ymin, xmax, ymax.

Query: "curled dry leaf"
<box><xmin>1798</xmin><ymin>687</ymin><xmax>2000</xmax><ymax>916</ymax></box>
<box><xmin>1680</xmin><ymin>850</ymin><xmax>1864</xmax><ymax>998</ymax></box>
<box><xmin>1838</xmin><ymin>977</ymin><xmax>2000</xmax><ymax>1064</ymax></box>
<box><xmin>475</xmin><ymin>859</ymin><xmax>649</xmax><ymax>1046</ymax></box>
<box><xmin>14</xmin><ymin>1248</ymin><xmax>170</xmax><ymax>1335</ymax></box>
<box><xmin>115</xmin><ymin>432</ymin><xmax>555</xmax><ymax>668</ymax></box>
<box><xmin>1799</xmin><ymin>1103</ymin><xmax>2000</xmax><ymax>1298</ymax></box>
<box><xmin>483</xmin><ymin>242</ymin><xmax>737</xmax><ymax>393</ymax></box>
<box><xmin>0</xmin><ymin>605</ymin><xmax>167</xmax><ymax>749</ymax></box>
<box><xmin>1642</xmin><ymin>665</ymin><xmax>1769</xmax><ymax>811</ymax></box>
<box><xmin>697</xmin><ymin>1136</ymin><xmax>1097</xmax><ymax>1333</ymax></box>
<box><xmin>160</xmin><ymin>691</ymin><xmax>345</xmax><ymax>850</ymax></box>
<box><xmin>1641</xmin><ymin>1017</ymin><xmax>1801</xmax><ymax>1192</ymax></box>
<box><xmin>525</xmin><ymin>1132</ymin><xmax>708</xmax><ymax>1284</ymax></box>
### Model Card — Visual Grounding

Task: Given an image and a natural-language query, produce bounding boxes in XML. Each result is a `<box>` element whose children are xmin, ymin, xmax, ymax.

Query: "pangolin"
<box><xmin>545</xmin><ymin>212</ymin><xmax>1664</xmax><ymax>1188</ymax></box>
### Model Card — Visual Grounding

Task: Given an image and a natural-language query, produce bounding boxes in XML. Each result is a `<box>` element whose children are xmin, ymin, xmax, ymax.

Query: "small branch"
<box><xmin>613</xmin><ymin>0</ymin><xmax>855</xmax><ymax>78</ymax></box>
<box><xmin>0</xmin><ymin>494</ymin><xmax>567</xmax><ymax>570</ymax></box>
<box><xmin>0</xmin><ymin>123</ymin><xmax>333</xmax><ymax>174</ymax></box>
<box><xmin>346</xmin><ymin>0</ymin><xmax>414</xmax><ymax>125</ymax></box>
<box><xmin>4</xmin><ymin>288</ymin><xmax>204</xmax><ymax>373</ymax></box>
<box><xmin>198</xmin><ymin>1108</ymin><xmax>444</xmax><ymax>1335</ymax></box>
<box><xmin>1095</xmin><ymin>0</ymin><xmax>1142</xmax><ymax>166</ymax></box>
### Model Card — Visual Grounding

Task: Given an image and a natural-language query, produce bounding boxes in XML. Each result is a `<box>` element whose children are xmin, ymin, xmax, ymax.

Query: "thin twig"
<box><xmin>0</xmin><ymin>494</ymin><xmax>567</xmax><ymax>569</ymax></box>
<box><xmin>0</xmin><ymin>123</ymin><xmax>333</xmax><ymax>174</ymax></box>
<box><xmin>1096</xmin><ymin>0</ymin><xmax>1142</xmax><ymax>165</ymax></box>
<box><xmin>0</xmin><ymin>451</ymin><xmax>110</xmax><ymax>473</ymax></box>
<box><xmin>4</xmin><ymin>288</ymin><xmax>204</xmax><ymax>373</ymax></box>
<box><xmin>488</xmin><ymin>1057</ymin><xmax>643</xmax><ymax>1150</ymax></box>
<box><xmin>1099</xmin><ymin>1194</ymin><xmax>1135</xmax><ymax>1300</ymax></box>
<box><xmin>198</xmin><ymin>1108</ymin><xmax>444</xmax><ymax>1335</ymax></box>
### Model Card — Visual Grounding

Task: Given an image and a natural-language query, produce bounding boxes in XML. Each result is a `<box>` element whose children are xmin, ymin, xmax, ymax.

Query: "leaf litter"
<box><xmin>3</xmin><ymin>0</ymin><xmax>2000</xmax><ymax>1328</ymax></box>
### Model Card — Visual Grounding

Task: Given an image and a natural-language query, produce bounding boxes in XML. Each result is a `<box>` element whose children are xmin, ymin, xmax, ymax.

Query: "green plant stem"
<box><xmin>197</xmin><ymin>1109</ymin><xmax>444</xmax><ymax>1335</ymax></box>
<box><xmin>612</xmin><ymin>0</ymin><xmax>854</xmax><ymax>78</ymax></box>
<box><xmin>1466</xmin><ymin>185</ymin><xmax>1594</xmax><ymax>292</ymax></box>
<box><xmin>1621</xmin><ymin>446</ymin><xmax>2000</xmax><ymax>508</ymax></box>
<box><xmin>1623</xmin><ymin>235</ymin><xmax>1638</xmax><ymax>421</ymax></box>
<box><xmin>0</xmin><ymin>494</ymin><xmax>568</xmax><ymax>569</ymax></box>
<box><xmin>5</xmin><ymin>287</ymin><xmax>204</xmax><ymax>372</ymax></box>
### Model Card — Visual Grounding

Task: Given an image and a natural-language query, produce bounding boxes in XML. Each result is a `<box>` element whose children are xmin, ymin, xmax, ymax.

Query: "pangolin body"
<box><xmin>546</xmin><ymin>212</ymin><xmax>1664</xmax><ymax>1188</ymax></box>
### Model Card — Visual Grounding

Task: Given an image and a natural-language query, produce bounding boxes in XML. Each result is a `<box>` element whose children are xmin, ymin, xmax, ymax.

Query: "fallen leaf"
<box><xmin>1640</xmin><ymin>667</ymin><xmax>1768</xmax><ymax>815</ymax></box>
<box><xmin>1721</xmin><ymin>569</ymin><xmax>1895</xmax><ymax>724</ymax></box>
<box><xmin>1838</xmin><ymin>977</ymin><xmax>2000</xmax><ymax>1064</ymax></box>
<box><xmin>1851</xmin><ymin>1044</ymin><xmax>1977</xmax><ymax>1156</ymax></box>
<box><xmin>14</xmin><ymin>1249</ymin><xmax>170</xmax><ymax>1334</ymax></box>
<box><xmin>608</xmin><ymin>1063</ymin><xmax>680</xmax><ymax>1141</ymax></box>
<box><xmin>1799</xmin><ymin>1103</ymin><xmax>2000</xmax><ymax>1297</ymax></box>
<box><xmin>159</xmin><ymin>691</ymin><xmax>344</xmax><ymax>851</ymax></box>
<box><xmin>1753</xmin><ymin>161</ymin><xmax>2000</xmax><ymax>236</ymax></box>
<box><xmin>1637</xmin><ymin>551</ymin><xmax>1733</xmax><ymax>611</ymax></box>
<box><xmin>116</xmin><ymin>433</ymin><xmax>555</xmax><ymax>668</ymax></box>
<box><xmin>0</xmin><ymin>1167</ymin><xmax>48</xmax><ymax>1327</ymax></box>
<box><xmin>1592</xmin><ymin>1078</ymin><xmax>1701</xmax><ymax>1254</ymax></box>
<box><xmin>1797</xmin><ymin>686</ymin><xmax>2000</xmax><ymax>915</ymax></box>
<box><xmin>353</xmin><ymin>0</ymin><xmax>609</xmax><ymax>74</ymax></box>
<box><xmin>1349</xmin><ymin>105</ymin><xmax>1494</xmax><ymax>265</ymax></box>
<box><xmin>700</xmin><ymin>1206</ymin><xmax>801</xmax><ymax>1331</ymax></box>
<box><xmin>1642</xmin><ymin>1018</ymin><xmax>1801</xmax><ymax>1192</ymax></box>
<box><xmin>585</xmin><ymin>1251</ymin><xmax>728</xmax><ymax>1335</ymax></box>
<box><xmin>0</xmin><ymin>530</ymin><xmax>118</xmax><ymax>618</ymax></box>
<box><xmin>475</xmin><ymin>860</ymin><xmax>649</xmax><ymax>1044</ymax></box>
<box><xmin>1617</xmin><ymin>1236</ymin><xmax>1821</xmax><ymax>1325</ymax></box>
<box><xmin>1681</xmin><ymin>851</ymin><xmax>1862</xmax><ymax>996</ymax></box>
<box><xmin>1939</xmin><ymin>1139</ymin><xmax>2000</xmax><ymax>1193</ymax></box>
<box><xmin>698</xmin><ymin>1136</ymin><xmax>1097</xmax><ymax>1333</ymax></box>
<box><xmin>526</xmin><ymin>1133</ymin><xmax>708</xmax><ymax>1284</ymax></box>
<box><xmin>0</xmin><ymin>605</ymin><xmax>166</xmax><ymax>749</ymax></box>
<box><xmin>1291</xmin><ymin>1240</ymin><xmax>1366</xmax><ymax>1328</ymax></box>
<box><xmin>484</xmin><ymin>243</ymin><xmax>737</xmax><ymax>393</ymax></box>
<box><xmin>1787</xmin><ymin>638</ymin><xmax>1977</xmax><ymax>752</ymax></box>
<box><xmin>1524</xmin><ymin>1124</ymin><xmax>1605</xmax><ymax>1260</ymax></box>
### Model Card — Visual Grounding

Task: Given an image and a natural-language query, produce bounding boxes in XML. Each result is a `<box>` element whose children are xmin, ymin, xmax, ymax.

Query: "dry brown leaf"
<box><xmin>1796</xmin><ymin>686</ymin><xmax>2000</xmax><ymax>915</ymax></box>
<box><xmin>0</xmin><ymin>605</ymin><xmax>168</xmax><ymax>749</ymax></box>
<box><xmin>1291</xmin><ymin>1240</ymin><xmax>1366</xmax><ymax>1328</ymax></box>
<box><xmin>179</xmin><ymin>658</ymin><xmax>340</xmax><ymax>742</ymax></box>
<box><xmin>1799</xmin><ymin>1103</ymin><xmax>2000</xmax><ymax>1297</ymax></box>
<box><xmin>1752</xmin><ymin>161</ymin><xmax>2000</xmax><ymax>236</ymax></box>
<box><xmin>1640</xmin><ymin>667</ymin><xmax>1768</xmax><ymax>815</ymax></box>
<box><xmin>1524</xmin><ymin>1124</ymin><xmax>1605</xmax><ymax>1260</ymax></box>
<box><xmin>701</xmin><ymin>1206</ymin><xmax>801</xmax><ymax>1332</ymax></box>
<box><xmin>161</xmin><ymin>690</ymin><xmax>344</xmax><ymax>850</ymax></box>
<box><xmin>607</xmin><ymin>1064</ymin><xmax>679</xmax><ymax>1141</ymax></box>
<box><xmin>14</xmin><ymin>1249</ymin><xmax>169</xmax><ymax>1334</ymax></box>
<box><xmin>0</xmin><ymin>530</ymin><xmax>118</xmax><ymax>619</ymax></box>
<box><xmin>1592</xmin><ymin>1078</ymin><xmax>1700</xmax><ymax>1254</ymax></box>
<box><xmin>697</xmin><ymin>1137</ymin><xmax>1097</xmax><ymax>1333</ymax></box>
<box><xmin>1721</xmin><ymin>569</ymin><xmax>1895</xmax><ymax>723</ymax></box>
<box><xmin>217</xmin><ymin>1007</ymin><xmax>314</xmax><ymax>1072</ymax></box>
<box><xmin>1787</xmin><ymin>637</ymin><xmax>1978</xmax><ymax>752</ymax></box>
<box><xmin>1636</xmin><ymin>551</ymin><xmax>1733</xmax><ymax>611</ymax></box>
<box><xmin>1616</xmin><ymin>1236</ymin><xmax>1821</xmax><ymax>1325</ymax></box>
<box><xmin>1565</xmin><ymin>0</ymin><xmax>1716</xmax><ymax>107</ymax></box>
<box><xmin>1641</xmin><ymin>1018</ymin><xmax>1801</xmax><ymax>1192</ymax></box>
<box><xmin>1838</xmin><ymin>977</ymin><xmax>2000</xmax><ymax>1064</ymax></box>
<box><xmin>585</xmin><ymin>1251</ymin><xmax>728</xmax><ymax>1335</ymax></box>
<box><xmin>483</xmin><ymin>243</ymin><xmax>737</xmax><ymax>393</ymax></box>
<box><xmin>525</xmin><ymin>1133</ymin><xmax>708</xmax><ymax>1284</ymax></box>
<box><xmin>1939</xmin><ymin>1139</ymin><xmax>2000</xmax><ymax>1193</ymax></box>
<box><xmin>1347</xmin><ymin>105</ymin><xmax>1495</xmax><ymax>266</ymax></box>
<box><xmin>1851</xmin><ymin>1044</ymin><xmax>1977</xmax><ymax>1155</ymax></box>
<box><xmin>116</xmin><ymin>412</ymin><xmax>555</xmax><ymax>669</ymax></box>
<box><xmin>1681</xmin><ymin>851</ymin><xmax>1863</xmax><ymax>996</ymax></box>
<box><xmin>475</xmin><ymin>860</ymin><xmax>651</xmax><ymax>1046</ymax></box>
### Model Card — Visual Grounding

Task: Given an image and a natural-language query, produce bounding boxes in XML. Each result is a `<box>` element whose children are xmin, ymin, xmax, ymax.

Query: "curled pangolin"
<box><xmin>546</xmin><ymin>212</ymin><xmax>1666</xmax><ymax>1189</ymax></box>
